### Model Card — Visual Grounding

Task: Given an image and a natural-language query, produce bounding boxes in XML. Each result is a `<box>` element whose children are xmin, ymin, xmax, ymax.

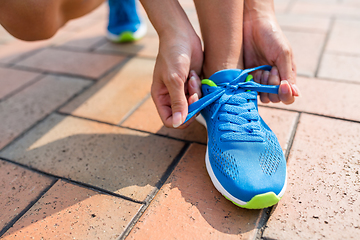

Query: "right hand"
<box><xmin>151</xmin><ymin>30</ymin><xmax>203</xmax><ymax>128</ymax></box>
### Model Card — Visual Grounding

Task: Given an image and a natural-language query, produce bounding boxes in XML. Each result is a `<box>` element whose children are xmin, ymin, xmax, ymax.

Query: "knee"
<box><xmin>0</xmin><ymin>1</ymin><xmax>63</xmax><ymax>41</ymax></box>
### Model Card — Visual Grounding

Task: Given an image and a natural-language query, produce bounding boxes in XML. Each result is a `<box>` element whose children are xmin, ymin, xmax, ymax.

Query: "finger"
<box><xmin>268</xmin><ymin>67</ymin><xmax>281</xmax><ymax>103</ymax></box>
<box><xmin>177</xmin><ymin>93</ymin><xmax>200</xmax><ymax>129</ymax></box>
<box><xmin>275</xmin><ymin>45</ymin><xmax>294</xmax><ymax>84</ymax></box>
<box><xmin>165</xmin><ymin>72</ymin><xmax>188</xmax><ymax>128</ymax></box>
<box><xmin>253</xmin><ymin>70</ymin><xmax>263</xmax><ymax>84</ymax></box>
<box><xmin>151</xmin><ymin>83</ymin><xmax>173</xmax><ymax>127</ymax></box>
<box><xmin>188</xmin><ymin>70</ymin><xmax>202</xmax><ymax>99</ymax></box>
<box><xmin>259</xmin><ymin>70</ymin><xmax>270</xmax><ymax>103</ymax></box>
<box><xmin>279</xmin><ymin>80</ymin><xmax>294</xmax><ymax>104</ymax></box>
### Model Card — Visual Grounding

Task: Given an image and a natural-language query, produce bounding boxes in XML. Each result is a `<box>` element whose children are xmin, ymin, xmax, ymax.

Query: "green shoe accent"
<box><xmin>224</xmin><ymin>192</ymin><xmax>280</xmax><ymax>209</ymax></box>
<box><xmin>201</xmin><ymin>79</ymin><xmax>217</xmax><ymax>87</ymax></box>
<box><xmin>118</xmin><ymin>31</ymin><xmax>137</xmax><ymax>43</ymax></box>
<box><xmin>245</xmin><ymin>74</ymin><xmax>253</xmax><ymax>82</ymax></box>
<box><xmin>245</xmin><ymin>75</ymin><xmax>253</xmax><ymax>92</ymax></box>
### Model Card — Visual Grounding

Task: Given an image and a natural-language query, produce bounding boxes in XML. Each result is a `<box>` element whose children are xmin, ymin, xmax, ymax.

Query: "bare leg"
<box><xmin>193</xmin><ymin>0</ymin><xmax>244</xmax><ymax>78</ymax></box>
<box><xmin>0</xmin><ymin>0</ymin><xmax>105</xmax><ymax>41</ymax></box>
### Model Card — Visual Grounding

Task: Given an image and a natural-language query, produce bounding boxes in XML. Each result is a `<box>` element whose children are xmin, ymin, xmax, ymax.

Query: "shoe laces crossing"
<box><xmin>184</xmin><ymin>66</ymin><xmax>280</xmax><ymax>142</ymax></box>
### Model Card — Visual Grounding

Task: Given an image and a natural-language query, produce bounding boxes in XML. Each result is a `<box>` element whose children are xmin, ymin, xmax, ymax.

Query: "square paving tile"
<box><xmin>60</xmin><ymin>57</ymin><xmax>154</xmax><ymax>124</ymax></box>
<box><xmin>274</xmin><ymin>0</ymin><xmax>292</xmax><ymax>13</ymax></box>
<box><xmin>121</xmin><ymin>97</ymin><xmax>208</xmax><ymax>144</ymax></box>
<box><xmin>0</xmin><ymin>31</ymin><xmax>74</xmax><ymax>64</ymax></box>
<box><xmin>2</xmin><ymin>180</ymin><xmax>142</xmax><ymax>240</ymax></box>
<box><xmin>276</xmin><ymin>14</ymin><xmax>330</xmax><ymax>33</ymax></box>
<box><xmin>0</xmin><ymin>67</ymin><xmax>41</xmax><ymax>100</ymax></box>
<box><xmin>15</xmin><ymin>48</ymin><xmax>124</xmax><ymax>79</ymax></box>
<box><xmin>262</xmin><ymin>76</ymin><xmax>360</xmax><ymax>122</ymax></box>
<box><xmin>95</xmin><ymin>35</ymin><xmax>159</xmax><ymax>59</ymax></box>
<box><xmin>290</xmin><ymin>0</ymin><xmax>360</xmax><ymax>17</ymax></box>
<box><xmin>0</xmin><ymin>113</ymin><xmax>185</xmax><ymax>202</ymax></box>
<box><xmin>326</xmin><ymin>19</ymin><xmax>360</xmax><ymax>55</ymax></box>
<box><xmin>0</xmin><ymin>75</ymin><xmax>90</xmax><ymax>150</ymax></box>
<box><xmin>284</xmin><ymin>30</ymin><xmax>326</xmax><ymax>77</ymax></box>
<box><xmin>263</xmin><ymin>114</ymin><xmax>360</xmax><ymax>239</ymax></box>
<box><xmin>0</xmin><ymin>26</ymin><xmax>15</xmax><ymax>44</ymax></box>
<box><xmin>59</xmin><ymin>21</ymin><xmax>107</xmax><ymax>50</ymax></box>
<box><xmin>318</xmin><ymin>53</ymin><xmax>360</xmax><ymax>83</ymax></box>
<box><xmin>258</xmin><ymin>107</ymin><xmax>299</xmax><ymax>152</ymax></box>
<box><xmin>127</xmin><ymin>144</ymin><xmax>262</xmax><ymax>240</ymax></box>
<box><xmin>61</xmin><ymin>15</ymin><xmax>99</xmax><ymax>32</ymax></box>
<box><xmin>0</xmin><ymin>160</ymin><xmax>54</xmax><ymax>232</ymax></box>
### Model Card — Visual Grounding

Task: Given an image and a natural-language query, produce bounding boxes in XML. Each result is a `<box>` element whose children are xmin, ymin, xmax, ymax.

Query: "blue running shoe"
<box><xmin>183</xmin><ymin>66</ymin><xmax>287</xmax><ymax>209</ymax></box>
<box><xmin>107</xmin><ymin>0</ymin><xmax>147</xmax><ymax>43</ymax></box>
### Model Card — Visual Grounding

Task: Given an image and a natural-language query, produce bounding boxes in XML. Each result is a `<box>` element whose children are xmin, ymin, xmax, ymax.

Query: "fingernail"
<box><xmin>188</xmin><ymin>93</ymin><xmax>199</xmax><ymax>105</ymax></box>
<box><xmin>292</xmin><ymin>84</ymin><xmax>302</xmax><ymax>97</ymax></box>
<box><xmin>270</xmin><ymin>67</ymin><xmax>278</xmax><ymax>76</ymax></box>
<box><xmin>254</xmin><ymin>71</ymin><xmax>261</xmax><ymax>83</ymax></box>
<box><xmin>189</xmin><ymin>76</ymin><xmax>197</xmax><ymax>89</ymax></box>
<box><xmin>189</xmin><ymin>70</ymin><xmax>196</xmax><ymax>78</ymax></box>
<box><xmin>280</xmin><ymin>80</ymin><xmax>289</xmax><ymax>95</ymax></box>
<box><xmin>173</xmin><ymin>112</ymin><xmax>183</xmax><ymax>128</ymax></box>
<box><xmin>192</xmin><ymin>92</ymin><xmax>199</xmax><ymax>102</ymax></box>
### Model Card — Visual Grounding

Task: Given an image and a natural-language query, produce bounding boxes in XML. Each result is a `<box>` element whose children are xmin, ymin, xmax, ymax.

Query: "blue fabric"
<box><xmin>107</xmin><ymin>0</ymin><xmax>141</xmax><ymax>34</ymax></box>
<box><xmin>189</xmin><ymin>66</ymin><xmax>287</xmax><ymax>203</ymax></box>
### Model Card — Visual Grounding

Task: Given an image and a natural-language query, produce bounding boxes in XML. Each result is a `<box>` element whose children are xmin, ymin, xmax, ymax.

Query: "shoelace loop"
<box><xmin>184</xmin><ymin>65</ymin><xmax>279</xmax><ymax>125</ymax></box>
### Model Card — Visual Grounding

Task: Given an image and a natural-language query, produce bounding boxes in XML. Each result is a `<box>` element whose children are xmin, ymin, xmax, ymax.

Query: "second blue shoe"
<box><xmin>107</xmin><ymin>0</ymin><xmax>147</xmax><ymax>43</ymax></box>
<box><xmin>184</xmin><ymin>66</ymin><xmax>287</xmax><ymax>209</ymax></box>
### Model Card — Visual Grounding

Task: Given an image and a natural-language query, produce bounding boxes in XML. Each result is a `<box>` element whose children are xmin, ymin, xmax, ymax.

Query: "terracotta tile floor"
<box><xmin>0</xmin><ymin>0</ymin><xmax>359</xmax><ymax>239</ymax></box>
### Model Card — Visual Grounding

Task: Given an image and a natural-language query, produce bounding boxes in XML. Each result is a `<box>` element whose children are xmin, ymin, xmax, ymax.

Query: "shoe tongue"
<box><xmin>208</xmin><ymin>69</ymin><xmax>245</xmax><ymax>85</ymax></box>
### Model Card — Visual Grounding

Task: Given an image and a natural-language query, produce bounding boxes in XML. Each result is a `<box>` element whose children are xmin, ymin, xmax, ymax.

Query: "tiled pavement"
<box><xmin>0</xmin><ymin>0</ymin><xmax>359</xmax><ymax>239</ymax></box>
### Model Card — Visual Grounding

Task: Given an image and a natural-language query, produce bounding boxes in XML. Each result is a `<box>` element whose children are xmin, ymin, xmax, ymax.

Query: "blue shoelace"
<box><xmin>184</xmin><ymin>65</ymin><xmax>280</xmax><ymax>142</ymax></box>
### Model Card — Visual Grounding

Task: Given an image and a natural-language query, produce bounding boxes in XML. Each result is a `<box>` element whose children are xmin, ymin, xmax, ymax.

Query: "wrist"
<box><xmin>141</xmin><ymin>0</ymin><xmax>194</xmax><ymax>38</ymax></box>
<box><xmin>244</xmin><ymin>0</ymin><xmax>275</xmax><ymax>19</ymax></box>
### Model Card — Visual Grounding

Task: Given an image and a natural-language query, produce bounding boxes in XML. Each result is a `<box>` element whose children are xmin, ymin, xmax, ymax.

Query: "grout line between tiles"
<box><xmin>5</xmin><ymin>48</ymin><xmax>46</xmax><ymax>66</ymax></box>
<box><xmin>253</xmin><ymin>207</ymin><xmax>273</xmax><ymax>240</ymax></box>
<box><xmin>314</xmin><ymin>16</ymin><xmax>335</xmax><ymax>77</ymax></box>
<box><xmin>284</xmin><ymin>0</ymin><xmax>297</xmax><ymax>13</ymax></box>
<box><xmin>7</xmin><ymin>49</ymin><xmax>131</xmax><ymax>81</ymax></box>
<box><xmin>285</xmin><ymin>112</ymin><xmax>301</xmax><ymax>160</ymax></box>
<box><xmin>259</xmin><ymin>104</ymin><xmax>360</xmax><ymax>124</ymax></box>
<box><xmin>0</xmin><ymin>157</ymin><xmax>145</xmax><ymax>205</ymax></box>
<box><xmin>53</xmin><ymin>44</ymin><xmax>157</xmax><ymax>60</ymax></box>
<box><xmin>117</xmin><ymin>93</ymin><xmax>151</xmax><ymax>126</ymax></box>
<box><xmin>255</xmin><ymin>113</ymin><xmax>302</xmax><ymax>240</ymax></box>
<box><xmin>0</xmin><ymin>178</ymin><xmax>58</xmax><ymax>238</ymax></box>
<box><xmin>0</xmin><ymin>74</ymin><xmax>46</xmax><ymax>103</ymax></box>
<box><xmin>118</xmin><ymin>143</ymin><xmax>191</xmax><ymax>240</ymax></box>
<box><xmin>56</xmin><ymin>111</ymin><xmax>207</xmax><ymax>145</ymax></box>
<box><xmin>324</xmin><ymin>50</ymin><xmax>360</xmax><ymax>58</ymax></box>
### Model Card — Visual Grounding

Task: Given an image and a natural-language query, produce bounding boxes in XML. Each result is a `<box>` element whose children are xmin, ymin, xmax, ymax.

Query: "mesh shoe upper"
<box><xmin>184</xmin><ymin>66</ymin><xmax>287</xmax><ymax>203</ymax></box>
<box><xmin>107</xmin><ymin>0</ymin><xmax>142</xmax><ymax>35</ymax></box>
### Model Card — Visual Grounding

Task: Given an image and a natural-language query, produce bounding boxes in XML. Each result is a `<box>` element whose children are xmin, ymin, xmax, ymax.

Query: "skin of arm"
<box><xmin>140</xmin><ymin>0</ymin><xmax>203</xmax><ymax>128</ymax></box>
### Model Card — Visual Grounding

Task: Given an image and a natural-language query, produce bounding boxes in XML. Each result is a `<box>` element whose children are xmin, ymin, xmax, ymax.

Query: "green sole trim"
<box><xmin>224</xmin><ymin>192</ymin><xmax>280</xmax><ymax>209</ymax></box>
<box><xmin>201</xmin><ymin>79</ymin><xmax>217</xmax><ymax>87</ymax></box>
<box><xmin>117</xmin><ymin>31</ymin><xmax>137</xmax><ymax>43</ymax></box>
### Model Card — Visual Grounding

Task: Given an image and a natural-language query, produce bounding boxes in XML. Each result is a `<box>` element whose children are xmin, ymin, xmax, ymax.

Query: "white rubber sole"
<box><xmin>106</xmin><ymin>21</ymin><xmax>147</xmax><ymax>42</ymax></box>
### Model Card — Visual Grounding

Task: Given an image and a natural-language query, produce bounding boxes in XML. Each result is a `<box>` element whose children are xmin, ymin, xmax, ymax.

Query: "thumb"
<box><xmin>166</xmin><ymin>73</ymin><xmax>188</xmax><ymax>128</ymax></box>
<box><xmin>275</xmin><ymin>47</ymin><xmax>299</xmax><ymax>97</ymax></box>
